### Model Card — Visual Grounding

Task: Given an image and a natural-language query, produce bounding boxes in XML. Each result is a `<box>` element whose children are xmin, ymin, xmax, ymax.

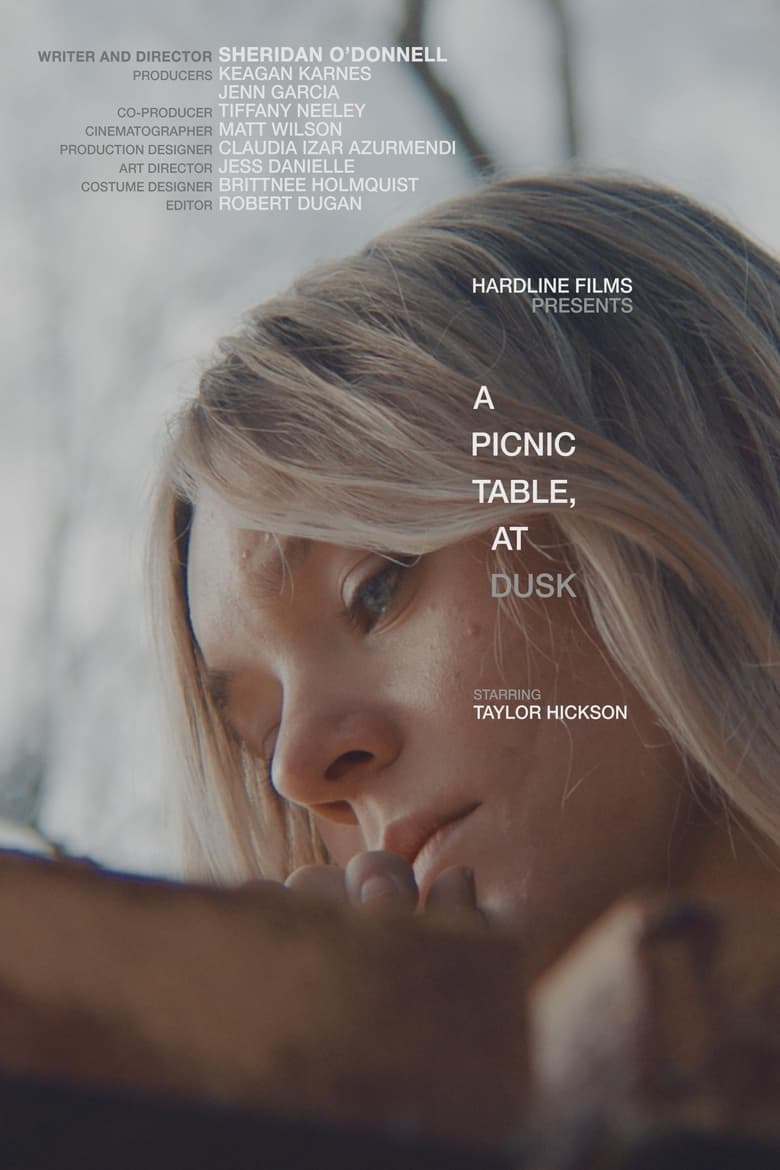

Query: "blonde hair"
<box><xmin>149</xmin><ymin>175</ymin><xmax>780</xmax><ymax>882</ymax></box>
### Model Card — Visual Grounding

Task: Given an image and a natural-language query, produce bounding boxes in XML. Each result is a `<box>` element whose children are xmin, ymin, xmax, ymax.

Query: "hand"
<box><xmin>284</xmin><ymin>850</ymin><xmax>484</xmax><ymax>927</ymax></box>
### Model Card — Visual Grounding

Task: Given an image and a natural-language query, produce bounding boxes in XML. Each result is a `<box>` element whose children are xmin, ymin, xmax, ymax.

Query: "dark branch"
<box><xmin>399</xmin><ymin>0</ymin><xmax>497</xmax><ymax>177</ymax></box>
<box><xmin>546</xmin><ymin>0</ymin><xmax>579</xmax><ymax>160</ymax></box>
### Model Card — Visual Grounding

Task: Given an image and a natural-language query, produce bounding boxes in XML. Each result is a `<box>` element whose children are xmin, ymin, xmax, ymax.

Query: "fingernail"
<box><xmin>359</xmin><ymin>874</ymin><xmax>401</xmax><ymax>904</ymax></box>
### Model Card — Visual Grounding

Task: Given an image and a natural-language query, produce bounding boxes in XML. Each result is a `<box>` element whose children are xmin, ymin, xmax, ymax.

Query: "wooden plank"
<box><xmin>0</xmin><ymin>851</ymin><xmax>528</xmax><ymax>1156</ymax></box>
<box><xmin>530</xmin><ymin>897</ymin><xmax>780</xmax><ymax>1168</ymax></box>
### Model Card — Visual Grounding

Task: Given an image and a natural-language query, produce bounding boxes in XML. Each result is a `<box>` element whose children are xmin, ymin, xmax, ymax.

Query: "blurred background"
<box><xmin>3</xmin><ymin>0</ymin><xmax>779</xmax><ymax>876</ymax></box>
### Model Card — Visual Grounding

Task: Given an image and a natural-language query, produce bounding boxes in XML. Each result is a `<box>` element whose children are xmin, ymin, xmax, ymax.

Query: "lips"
<box><xmin>381</xmin><ymin>802</ymin><xmax>480</xmax><ymax>890</ymax></box>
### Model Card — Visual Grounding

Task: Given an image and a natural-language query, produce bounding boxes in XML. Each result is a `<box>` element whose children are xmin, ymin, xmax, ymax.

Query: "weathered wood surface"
<box><xmin>531</xmin><ymin>897</ymin><xmax>780</xmax><ymax>1168</ymax></box>
<box><xmin>0</xmin><ymin>851</ymin><xmax>526</xmax><ymax>1155</ymax></box>
<box><xmin>0</xmin><ymin>851</ymin><xmax>777</xmax><ymax>1168</ymax></box>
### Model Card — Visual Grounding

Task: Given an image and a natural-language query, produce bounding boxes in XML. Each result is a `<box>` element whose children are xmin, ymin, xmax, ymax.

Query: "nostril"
<box><xmin>325</xmin><ymin>749</ymin><xmax>374</xmax><ymax>782</ymax></box>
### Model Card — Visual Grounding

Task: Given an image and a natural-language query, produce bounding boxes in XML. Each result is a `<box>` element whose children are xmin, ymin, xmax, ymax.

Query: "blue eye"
<box><xmin>349</xmin><ymin>557</ymin><xmax>414</xmax><ymax>628</ymax></box>
<box><xmin>357</xmin><ymin>563</ymin><xmax>402</xmax><ymax>618</ymax></box>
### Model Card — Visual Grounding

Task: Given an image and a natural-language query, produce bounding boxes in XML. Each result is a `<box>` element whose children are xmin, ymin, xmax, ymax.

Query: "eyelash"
<box><xmin>347</xmin><ymin>557</ymin><xmax>413</xmax><ymax>630</ymax></box>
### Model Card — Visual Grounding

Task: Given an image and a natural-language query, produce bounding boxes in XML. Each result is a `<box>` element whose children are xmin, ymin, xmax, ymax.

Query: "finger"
<box><xmin>423</xmin><ymin>866</ymin><xmax>486</xmax><ymax>928</ymax></box>
<box><xmin>344</xmin><ymin>850</ymin><xmax>419</xmax><ymax>913</ymax></box>
<box><xmin>284</xmin><ymin>863</ymin><xmax>348</xmax><ymax>903</ymax></box>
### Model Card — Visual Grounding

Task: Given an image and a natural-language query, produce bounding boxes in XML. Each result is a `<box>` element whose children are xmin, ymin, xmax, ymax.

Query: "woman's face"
<box><xmin>187</xmin><ymin>492</ymin><xmax>694</xmax><ymax>972</ymax></box>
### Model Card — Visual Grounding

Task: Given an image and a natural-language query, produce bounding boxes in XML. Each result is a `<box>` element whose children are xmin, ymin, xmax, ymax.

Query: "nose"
<box><xmin>269</xmin><ymin>700</ymin><xmax>402</xmax><ymax>821</ymax></box>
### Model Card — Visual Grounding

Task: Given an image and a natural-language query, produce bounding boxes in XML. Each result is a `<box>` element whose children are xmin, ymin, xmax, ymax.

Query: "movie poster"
<box><xmin>3</xmin><ymin>0</ymin><xmax>778</xmax><ymax>884</ymax></box>
<box><xmin>3</xmin><ymin>2</ymin><xmax>780</xmax><ymax>1163</ymax></box>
